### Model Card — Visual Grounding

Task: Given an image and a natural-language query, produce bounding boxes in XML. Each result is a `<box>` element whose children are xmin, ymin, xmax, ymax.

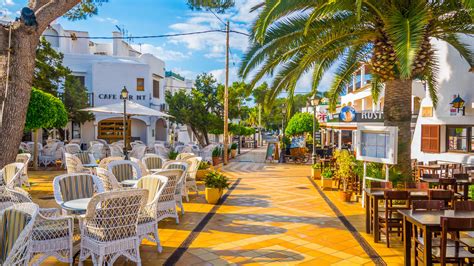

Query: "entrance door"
<box><xmin>98</xmin><ymin>119</ymin><xmax>131</xmax><ymax>144</ymax></box>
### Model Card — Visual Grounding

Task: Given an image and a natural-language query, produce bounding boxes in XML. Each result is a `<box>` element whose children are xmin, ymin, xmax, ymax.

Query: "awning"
<box><xmin>81</xmin><ymin>100</ymin><xmax>173</xmax><ymax>118</ymax></box>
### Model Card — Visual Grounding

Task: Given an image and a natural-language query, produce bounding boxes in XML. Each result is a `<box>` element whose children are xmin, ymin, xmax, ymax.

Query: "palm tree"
<box><xmin>239</xmin><ymin>0</ymin><xmax>473</xmax><ymax>179</ymax></box>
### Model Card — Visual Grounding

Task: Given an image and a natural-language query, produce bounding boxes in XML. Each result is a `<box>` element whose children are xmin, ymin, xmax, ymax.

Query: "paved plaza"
<box><xmin>30</xmin><ymin>147</ymin><xmax>403</xmax><ymax>265</ymax></box>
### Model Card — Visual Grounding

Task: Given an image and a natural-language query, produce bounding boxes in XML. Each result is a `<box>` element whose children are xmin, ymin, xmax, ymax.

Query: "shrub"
<box><xmin>168</xmin><ymin>151</ymin><xmax>179</xmax><ymax>160</ymax></box>
<box><xmin>204</xmin><ymin>171</ymin><xmax>230</xmax><ymax>190</ymax></box>
<box><xmin>212</xmin><ymin>147</ymin><xmax>221</xmax><ymax>157</ymax></box>
<box><xmin>333</xmin><ymin>149</ymin><xmax>355</xmax><ymax>191</ymax></box>
<box><xmin>322</xmin><ymin>168</ymin><xmax>333</xmax><ymax>179</ymax></box>
<box><xmin>231</xmin><ymin>143</ymin><xmax>238</xmax><ymax>149</ymax></box>
<box><xmin>198</xmin><ymin>161</ymin><xmax>211</xmax><ymax>170</ymax></box>
<box><xmin>312</xmin><ymin>163</ymin><xmax>322</xmax><ymax>169</ymax></box>
<box><xmin>285</xmin><ymin>112</ymin><xmax>318</xmax><ymax>136</ymax></box>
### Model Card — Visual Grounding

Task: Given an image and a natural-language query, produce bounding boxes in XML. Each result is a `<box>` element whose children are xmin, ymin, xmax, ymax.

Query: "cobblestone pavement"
<box><xmin>29</xmin><ymin>147</ymin><xmax>402</xmax><ymax>265</ymax></box>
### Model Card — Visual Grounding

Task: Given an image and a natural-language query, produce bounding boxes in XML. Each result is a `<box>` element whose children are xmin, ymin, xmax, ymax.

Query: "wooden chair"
<box><xmin>422</xmin><ymin>173</ymin><xmax>440</xmax><ymax>179</ymax></box>
<box><xmin>370</xmin><ymin>181</ymin><xmax>392</xmax><ymax>189</ymax></box>
<box><xmin>412</xmin><ymin>200</ymin><xmax>445</xmax><ymax>211</ymax></box>
<box><xmin>379</xmin><ymin>190</ymin><xmax>410</xmax><ymax>247</ymax></box>
<box><xmin>453</xmin><ymin>173</ymin><xmax>470</xmax><ymax>200</ymax></box>
<box><xmin>428</xmin><ymin>189</ymin><xmax>454</xmax><ymax>209</ymax></box>
<box><xmin>454</xmin><ymin>201</ymin><xmax>474</xmax><ymax>211</ymax></box>
<box><xmin>436</xmin><ymin>217</ymin><xmax>474</xmax><ymax>265</ymax></box>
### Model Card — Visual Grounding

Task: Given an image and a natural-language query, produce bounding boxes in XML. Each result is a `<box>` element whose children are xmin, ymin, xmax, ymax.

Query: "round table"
<box><xmin>121</xmin><ymin>179</ymin><xmax>139</xmax><ymax>187</ymax></box>
<box><xmin>61</xmin><ymin>198</ymin><xmax>91</xmax><ymax>213</ymax></box>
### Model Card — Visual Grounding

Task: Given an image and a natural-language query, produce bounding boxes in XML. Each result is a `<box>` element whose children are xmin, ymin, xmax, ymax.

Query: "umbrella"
<box><xmin>81</xmin><ymin>100</ymin><xmax>173</xmax><ymax>118</ymax></box>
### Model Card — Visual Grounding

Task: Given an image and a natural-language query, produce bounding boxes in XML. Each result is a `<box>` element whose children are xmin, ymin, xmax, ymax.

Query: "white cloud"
<box><xmin>2</xmin><ymin>0</ymin><xmax>14</xmax><ymax>6</ymax></box>
<box><xmin>232</xmin><ymin>0</ymin><xmax>261</xmax><ymax>23</ymax></box>
<box><xmin>167</xmin><ymin>12</ymin><xmax>250</xmax><ymax>60</ymax></box>
<box><xmin>95</xmin><ymin>17</ymin><xmax>119</xmax><ymax>25</ymax></box>
<box><xmin>131</xmin><ymin>43</ymin><xmax>189</xmax><ymax>61</ymax></box>
<box><xmin>170</xmin><ymin>67</ymin><xmax>197</xmax><ymax>80</ymax></box>
<box><xmin>209</xmin><ymin>67</ymin><xmax>240</xmax><ymax>84</ymax></box>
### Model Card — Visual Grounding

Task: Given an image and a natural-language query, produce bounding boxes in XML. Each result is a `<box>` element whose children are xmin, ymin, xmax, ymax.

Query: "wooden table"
<box><xmin>399</xmin><ymin>209</ymin><xmax>474</xmax><ymax>266</ymax></box>
<box><xmin>420</xmin><ymin>178</ymin><xmax>473</xmax><ymax>200</ymax></box>
<box><xmin>364</xmin><ymin>188</ymin><xmax>428</xmax><ymax>243</ymax></box>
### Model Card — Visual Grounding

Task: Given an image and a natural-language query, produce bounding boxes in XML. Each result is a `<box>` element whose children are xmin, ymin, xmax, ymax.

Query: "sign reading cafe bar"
<box><xmin>338</xmin><ymin>106</ymin><xmax>384</xmax><ymax>123</ymax></box>
<box><xmin>98</xmin><ymin>93</ymin><xmax>148</xmax><ymax>101</ymax></box>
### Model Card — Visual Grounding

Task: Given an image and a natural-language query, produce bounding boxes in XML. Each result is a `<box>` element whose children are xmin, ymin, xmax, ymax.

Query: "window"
<box><xmin>153</xmin><ymin>80</ymin><xmax>160</xmax><ymax>98</ymax></box>
<box><xmin>73</xmin><ymin>76</ymin><xmax>85</xmax><ymax>86</ymax></box>
<box><xmin>136</xmin><ymin>78</ymin><xmax>145</xmax><ymax>91</ymax></box>
<box><xmin>421</xmin><ymin>125</ymin><xmax>440</xmax><ymax>153</ymax></box>
<box><xmin>447</xmin><ymin>126</ymin><xmax>470</xmax><ymax>152</ymax></box>
<box><xmin>361</xmin><ymin>131</ymin><xmax>389</xmax><ymax>158</ymax></box>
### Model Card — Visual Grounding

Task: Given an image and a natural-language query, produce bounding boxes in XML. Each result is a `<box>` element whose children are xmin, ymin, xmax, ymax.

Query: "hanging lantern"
<box><xmin>450</xmin><ymin>94</ymin><xmax>465</xmax><ymax>115</ymax></box>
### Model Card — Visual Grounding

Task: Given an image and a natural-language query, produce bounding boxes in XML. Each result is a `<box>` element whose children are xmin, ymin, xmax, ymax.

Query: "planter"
<box><xmin>311</xmin><ymin>168</ymin><xmax>321</xmax><ymax>180</ymax></box>
<box><xmin>231</xmin><ymin>149</ymin><xmax>237</xmax><ymax>158</ymax></box>
<box><xmin>339</xmin><ymin>191</ymin><xmax>352</xmax><ymax>202</ymax></box>
<box><xmin>196</xmin><ymin>169</ymin><xmax>211</xmax><ymax>181</ymax></box>
<box><xmin>205</xmin><ymin>187</ymin><xmax>223</xmax><ymax>204</ymax></box>
<box><xmin>320</xmin><ymin>178</ymin><xmax>333</xmax><ymax>190</ymax></box>
<box><xmin>212</xmin><ymin>157</ymin><xmax>220</xmax><ymax>166</ymax></box>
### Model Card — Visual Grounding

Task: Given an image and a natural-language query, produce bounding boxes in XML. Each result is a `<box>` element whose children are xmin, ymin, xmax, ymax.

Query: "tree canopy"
<box><xmin>25</xmin><ymin>88</ymin><xmax>68</xmax><ymax>131</ymax></box>
<box><xmin>285</xmin><ymin>112</ymin><xmax>317</xmax><ymax>136</ymax></box>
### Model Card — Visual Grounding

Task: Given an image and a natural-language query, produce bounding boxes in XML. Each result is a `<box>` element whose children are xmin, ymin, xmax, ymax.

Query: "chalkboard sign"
<box><xmin>314</xmin><ymin>132</ymin><xmax>321</xmax><ymax>144</ymax></box>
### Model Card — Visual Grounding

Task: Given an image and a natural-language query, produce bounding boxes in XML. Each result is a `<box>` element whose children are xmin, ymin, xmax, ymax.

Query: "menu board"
<box><xmin>356</xmin><ymin>125</ymin><xmax>398</xmax><ymax>164</ymax></box>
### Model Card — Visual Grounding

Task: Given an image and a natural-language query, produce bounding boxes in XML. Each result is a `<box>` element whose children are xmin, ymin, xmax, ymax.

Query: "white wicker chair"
<box><xmin>0</xmin><ymin>187</ymin><xmax>76</xmax><ymax>266</ymax></box>
<box><xmin>129</xmin><ymin>144</ymin><xmax>147</xmax><ymax>160</ymax></box>
<box><xmin>15</xmin><ymin>153</ymin><xmax>31</xmax><ymax>187</ymax></box>
<box><xmin>64</xmin><ymin>153</ymin><xmax>93</xmax><ymax>174</ymax></box>
<box><xmin>64</xmin><ymin>143</ymin><xmax>82</xmax><ymax>154</ymax></box>
<box><xmin>39</xmin><ymin>142</ymin><xmax>60</xmax><ymax>167</ymax></box>
<box><xmin>98</xmin><ymin>156</ymin><xmax>124</xmax><ymax>169</ymax></box>
<box><xmin>0</xmin><ymin>202</ymin><xmax>39</xmax><ymax>266</ymax></box>
<box><xmin>69</xmin><ymin>139</ymin><xmax>81</xmax><ymax>145</ymax></box>
<box><xmin>153</xmin><ymin>169</ymin><xmax>182</xmax><ymax>223</ymax></box>
<box><xmin>78</xmin><ymin>189</ymin><xmax>148</xmax><ymax>266</ymax></box>
<box><xmin>162</xmin><ymin>161</ymin><xmax>188</xmax><ymax>212</ymax></box>
<box><xmin>185</xmin><ymin>156</ymin><xmax>202</xmax><ymax>196</ymax></box>
<box><xmin>136</xmin><ymin>175</ymin><xmax>168</xmax><ymax>252</ymax></box>
<box><xmin>88</xmin><ymin>143</ymin><xmax>105</xmax><ymax>160</ymax></box>
<box><xmin>0</xmin><ymin>162</ymin><xmax>24</xmax><ymax>188</ymax></box>
<box><xmin>176</xmin><ymin>152</ymin><xmax>195</xmax><ymax>160</ymax></box>
<box><xmin>95</xmin><ymin>168</ymin><xmax>123</xmax><ymax>191</ymax></box>
<box><xmin>199</xmin><ymin>144</ymin><xmax>216</xmax><ymax>162</ymax></box>
<box><xmin>109</xmin><ymin>145</ymin><xmax>124</xmax><ymax>157</ymax></box>
<box><xmin>107</xmin><ymin>160</ymin><xmax>142</xmax><ymax>184</ymax></box>
<box><xmin>53</xmin><ymin>173</ymin><xmax>105</xmax><ymax>214</ymax></box>
<box><xmin>142</xmin><ymin>154</ymin><xmax>166</xmax><ymax>173</ymax></box>
<box><xmin>154</xmin><ymin>144</ymin><xmax>170</xmax><ymax>158</ymax></box>
<box><xmin>131</xmin><ymin>157</ymin><xmax>149</xmax><ymax>176</ymax></box>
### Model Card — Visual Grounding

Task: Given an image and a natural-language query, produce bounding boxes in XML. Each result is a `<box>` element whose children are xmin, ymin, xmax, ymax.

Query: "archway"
<box><xmin>155</xmin><ymin>119</ymin><xmax>167</xmax><ymax>141</ymax></box>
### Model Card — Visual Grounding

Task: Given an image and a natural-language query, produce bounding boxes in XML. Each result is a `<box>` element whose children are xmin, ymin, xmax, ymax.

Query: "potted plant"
<box><xmin>334</xmin><ymin>149</ymin><xmax>354</xmax><ymax>202</ymax></box>
<box><xmin>211</xmin><ymin>147</ymin><xmax>221</xmax><ymax>166</ymax></box>
<box><xmin>230</xmin><ymin>143</ymin><xmax>238</xmax><ymax>158</ymax></box>
<box><xmin>311</xmin><ymin>163</ymin><xmax>322</xmax><ymax>180</ymax></box>
<box><xmin>168</xmin><ymin>150</ymin><xmax>179</xmax><ymax>160</ymax></box>
<box><xmin>321</xmin><ymin>168</ymin><xmax>333</xmax><ymax>190</ymax></box>
<box><xmin>196</xmin><ymin>161</ymin><xmax>213</xmax><ymax>180</ymax></box>
<box><xmin>204</xmin><ymin>171</ymin><xmax>230</xmax><ymax>204</ymax></box>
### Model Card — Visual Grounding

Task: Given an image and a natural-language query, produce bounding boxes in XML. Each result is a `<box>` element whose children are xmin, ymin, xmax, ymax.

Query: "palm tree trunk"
<box><xmin>383</xmin><ymin>79</ymin><xmax>413</xmax><ymax>182</ymax></box>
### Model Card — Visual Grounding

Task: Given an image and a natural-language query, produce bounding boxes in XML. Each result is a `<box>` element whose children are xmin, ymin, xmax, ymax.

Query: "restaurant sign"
<box><xmin>98</xmin><ymin>94</ymin><xmax>147</xmax><ymax>101</ymax></box>
<box><xmin>339</xmin><ymin>106</ymin><xmax>384</xmax><ymax>123</ymax></box>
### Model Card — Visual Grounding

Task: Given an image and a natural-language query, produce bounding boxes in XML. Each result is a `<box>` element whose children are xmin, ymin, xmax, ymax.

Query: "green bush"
<box><xmin>204</xmin><ymin>171</ymin><xmax>230</xmax><ymax>189</ymax></box>
<box><xmin>322</xmin><ymin>168</ymin><xmax>333</xmax><ymax>179</ymax></box>
<box><xmin>25</xmin><ymin>87</ymin><xmax>68</xmax><ymax>131</ymax></box>
<box><xmin>198</xmin><ymin>161</ymin><xmax>211</xmax><ymax>170</ymax></box>
<box><xmin>285</xmin><ymin>112</ymin><xmax>318</xmax><ymax>136</ymax></box>
<box><xmin>212</xmin><ymin>147</ymin><xmax>221</xmax><ymax>157</ymax></box>
<box><xmin>312</xmin><ymin>163</ymin><xmax>322</xmax><ymax>169</ymax></box>
<box><xmin>168</xmin><ymin>151</ymin><xmax>179</xmax><ymax>160</ymax></box>
<box><xmin>231</xmin><ymin>143</ymin><xmax>238</xmax><ymax>149</ymax></box>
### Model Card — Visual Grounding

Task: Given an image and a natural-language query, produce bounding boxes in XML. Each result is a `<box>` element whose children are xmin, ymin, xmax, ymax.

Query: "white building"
<box><xmin>164</xmin><ymin>71</ymin><xmax>193</xmax><ymax>95</ymax></box>
<box><xmin>411</xmin><ymin>36</ymin><xmax>474</xmax><ymax>164</ymax></box>
<box><xmin>43</xmin><ymin>24</ymin><xmax>169</xmax><ymax>146</ymax></box>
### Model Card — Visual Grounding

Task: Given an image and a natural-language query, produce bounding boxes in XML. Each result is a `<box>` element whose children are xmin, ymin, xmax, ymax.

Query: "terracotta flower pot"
<box><xmin>311</xmin><ymin>168</ymin><xmax>321</xmax><ymax>180</ymax></box>
<box><xmin>231</xmin><ymin>149</ymin><xmax>237</xmax><ymax>158</ymax></box>
<box><xmin>212</xmin><ymin>157</ymin><xmax>220</xmax><ymax>166</ymax></box>
<box><xmin>339</xmin><ymin>191</ymin><xmax>352</xmax><ymax>202</ymax></box>
<box><xmin>205</xmin><ymin>187</ymin><xmax>223</xmax><ymax>204</ymax></box>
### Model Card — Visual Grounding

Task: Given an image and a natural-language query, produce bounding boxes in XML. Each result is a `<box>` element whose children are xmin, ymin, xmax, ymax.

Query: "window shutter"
<box><xmin>421</xmin><ymin>125</ymin><xmax>440</xmax><ymax>153</ymax></box>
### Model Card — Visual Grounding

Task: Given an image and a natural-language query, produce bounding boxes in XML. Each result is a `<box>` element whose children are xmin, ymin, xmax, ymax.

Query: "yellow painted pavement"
<box><xmin>26</xmin><ymin>147</ymin><xmax>404</xmax><ymax>265</ymax></box>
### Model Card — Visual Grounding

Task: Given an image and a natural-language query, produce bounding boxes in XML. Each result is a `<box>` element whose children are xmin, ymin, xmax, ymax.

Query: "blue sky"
<box><xmin>1</xmin><ymin>0</ymin><xmax>334</xmax><ymax>93</ymax></box>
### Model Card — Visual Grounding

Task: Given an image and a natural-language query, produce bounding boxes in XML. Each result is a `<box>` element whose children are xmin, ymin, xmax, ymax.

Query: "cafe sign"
<box><xmin>339</xmin><ymin>106</ymin><xmax>384</xmax><ymax>123</ymax></box>
<box><xmin>98</xmin><ymin>93</ymin><xmax>147</xmax><ymax>101</ymax></box>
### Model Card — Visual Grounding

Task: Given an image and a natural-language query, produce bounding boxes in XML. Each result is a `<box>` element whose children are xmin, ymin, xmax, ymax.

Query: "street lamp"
<box><xmin>121</xmin><ymin>86</ymin><xmax>129</xmax><ymax>159</ymax></box>
<box><xmin>310</xmin><ymin>95</ymin><xmax>320</xmax><ymax>164</ymax></box>
<box><xmin>279</xmin><ymin>105</ymin><xmax>287</xmax><ymax>163</ymax></box>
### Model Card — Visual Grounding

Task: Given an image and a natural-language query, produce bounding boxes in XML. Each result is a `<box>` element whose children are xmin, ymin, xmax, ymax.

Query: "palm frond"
<box><xmin>385</xmin><ymin>1</ymin><xmax>430</xmax><ymax>79</ymax></box>
<box><xmin>370</xmin><ymin>75</ymin><xmax>383</xmax><ymax>104</ymax></box>
<box><xmin>436</xmin><ymin>33</ymin><xmax>474</xmax><ymax>67</ymax></box>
